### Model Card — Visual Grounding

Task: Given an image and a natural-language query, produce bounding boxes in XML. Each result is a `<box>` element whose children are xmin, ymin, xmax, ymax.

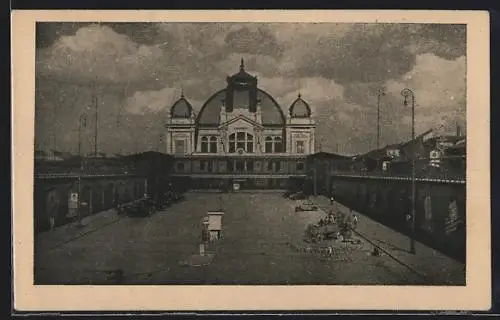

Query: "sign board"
<box><xmin>429</xmin><ymin>149</ymin><xmax>441</xmax><ymax>168</ymax></box>
<box><xmin>207</xmin><ymin>211</ymin><xmax>224</xmax><ymax>231</ymax></box>
<box><xmin>430</xmin><ymin>150</ymin><xmax>441</xmax><ymax>159</ymax></box>
<box><xmin>382</xmin><ymin>161</ymin><xmax>389</xmax><ymax>172</ymax></box>
<box><xmin>68</xmin><ymin>192</ymin><xmax>79</xmax><ymax>209</ymax></box>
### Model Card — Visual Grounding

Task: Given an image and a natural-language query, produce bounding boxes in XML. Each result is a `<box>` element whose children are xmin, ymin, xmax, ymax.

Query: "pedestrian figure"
<box><xmin>330</xmin><ymin>196</ymin><xmax>334</xmax><ymax>205</ymax></box>
<box><xmin>344</xmin><ymin>215</ymin><xmax>353</xmax><ymax>239</ymax></box>
<box><xmin>371</xmin><ymin>246</ymin><xmax>381</xmax><ymax>257</ymax></box>
<box><xmin>328</xmin><ymin>211</ymin><xmax>335</xmax><ymax>224</ymax></box>
<box><xmin>352</xmin><ymin>214</ymin><xmax>358</xmax><ymax>230</ymax></box>
<box><xmin>114</xmin><ymin>191</ymin><xmax>122</xmax><ymax>215</ymax></box>
<box><xmin>49</xmin><ymin>216</ymin><xmax>56</xmax><ymax>231</ymax></box>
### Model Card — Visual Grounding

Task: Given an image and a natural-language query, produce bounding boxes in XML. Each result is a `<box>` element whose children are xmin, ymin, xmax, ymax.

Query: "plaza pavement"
<box><xmin>310</xmin><ymin>195</ymin><xmax>466</xmax><ymax>286</ymax></box>
<box><xmin>34</xmin><ymin>192</ymin><xmax>465</xmax><ymax>285</ymax></box>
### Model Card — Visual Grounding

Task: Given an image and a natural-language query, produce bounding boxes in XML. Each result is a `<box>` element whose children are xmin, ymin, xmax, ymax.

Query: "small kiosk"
<box><xmin>206</xmin><ymin>211</ymin><xmax>224</xmax><ymax>242</ymax></box>
<box><xmin>232</xmin><ymin>183</ymin><xmax>240</xmax><ymax>192</ymax></box>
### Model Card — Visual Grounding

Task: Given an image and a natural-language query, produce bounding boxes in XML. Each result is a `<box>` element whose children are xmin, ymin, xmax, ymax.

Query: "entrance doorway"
<box><xmin>229</xmin><ymin>160</ymin><xmax>254</xmax><ymax>173</ymax></box>
<box><xmin>233</xmin><ymin>179</ymin><xmax>247</xmax><ymax>191</ymax></box>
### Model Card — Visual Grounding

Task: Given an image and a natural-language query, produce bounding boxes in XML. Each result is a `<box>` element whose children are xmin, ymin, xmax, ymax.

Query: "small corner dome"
<box><xmin>289</xmin><ymin>93</ymin><xmax>311</xmax><ymax>117</ymax></box>
<box><xmin>170</xmin><ymin>94</ymin><xmax>193</xmax><ymax>118</ymax></box>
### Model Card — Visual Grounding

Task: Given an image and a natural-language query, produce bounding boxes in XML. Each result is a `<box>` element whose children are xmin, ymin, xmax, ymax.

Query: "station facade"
<box><xmin>164</xmin><ymin>59</ymin><xmax>316</xmax><ymax>190</ymax></box>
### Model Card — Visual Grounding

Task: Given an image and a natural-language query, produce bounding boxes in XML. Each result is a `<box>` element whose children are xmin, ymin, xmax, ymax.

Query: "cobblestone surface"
<box><xmin>34</xmin><ymin>192</ymin><xmax>463</xmax><ymax>285</ymax></box>
<box><xmin>310</xmin><ymin>195</ymin><xmax>466</xmax><ymax>285</ymax></box>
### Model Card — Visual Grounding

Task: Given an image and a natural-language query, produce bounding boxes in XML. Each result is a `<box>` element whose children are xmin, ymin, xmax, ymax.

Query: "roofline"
<box><xmin>195</xmin><ymin>88</ymin><xmax>286</xmax><ymax>126</ymax></box>
<box><xmin>258</xmin><ymin>88</ymin><xmax>286</xmax><ymax>124</ymax></box>
<box><xmin>170</xmin><ymin>97</ymin><xmax>194</xmax><ymax>118</ymax></box>
<box><xmin>289</xmin><ymin>97</ymin><xmax>312</xmax><ymax>117</ymax></box>
<box><xmin>195</xmin><ymin>88</ymin><xmax>226</xmax><ymax>126</ymax></box>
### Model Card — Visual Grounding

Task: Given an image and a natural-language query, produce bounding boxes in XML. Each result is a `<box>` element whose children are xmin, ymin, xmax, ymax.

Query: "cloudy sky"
<box><xmin>35</xmin><ymin>22</ymin><xmax>466</xmax><ymax>156</ymax></box>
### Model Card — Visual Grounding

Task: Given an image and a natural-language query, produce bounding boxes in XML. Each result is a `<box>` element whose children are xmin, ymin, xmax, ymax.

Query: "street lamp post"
<box><xmin>76</xmin><ymin>113</ymin><xmax>87</xmax><ymax>228</ymax></box>
<box><xmin>401</xmin><ymin>88</ymin><xmax>416</xmax><ymax>255</ymax></box>
<box><xmin>377</xmin><ymin>89</ymin><xmax>385</xmax><ymax>149</ymax></box>
<box><xmin>92</xmin><ymin>80</ymin><xmax>99</xmax><ymax>157</ymax></box>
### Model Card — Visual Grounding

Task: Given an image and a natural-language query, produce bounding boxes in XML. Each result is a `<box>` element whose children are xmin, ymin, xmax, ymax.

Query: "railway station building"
<box><xmin>164</xmin><ymin>59</ymin><xmax>316</xmax><ymax>190</ymax></box>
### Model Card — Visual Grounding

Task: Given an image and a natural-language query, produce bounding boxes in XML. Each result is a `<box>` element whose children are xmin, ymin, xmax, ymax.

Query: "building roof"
<box><xmin>227</xmin><ymin>58</ymin><xmax>257</xmax><ymax>83</ymax></box>
<box><xmin>385</xmin><ymin>144</ymin><xmax>400</xmax><ymax>149</ymax></box>
<box><xmin>427</xmin><ymin>135</ymin><xmax>464</xmax><ymax>145</ymax></box>
<box><xmin>362</xmin><ymin>148</ymin><xmax>391</xmax><ymax>160</ymax></box>
<box><xmin>196</xmin><ymin>59</ymin><xmax>286</xmax><ymax>126</ymax></box>
<box><xmin>196</xmin><ymin>88</ymin><xmax>286</xmax><ymax>126</ymax></box>
<box><xmin>289</xmin><ymin>93</ymin><xmax>311</xmax><ymax>118</ymax></box>
<box><xmin>171</xmin><ymin>93</ymin><xmax>194</xmax><ymax>118</ymax></box>
<box><xmin>307</xmin><ymin>151</ymin><xmax>351</xmax><ymax>160</ymax></box>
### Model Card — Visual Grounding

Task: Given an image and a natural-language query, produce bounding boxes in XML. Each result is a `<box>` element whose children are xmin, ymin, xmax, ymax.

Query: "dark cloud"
<box><xmin>35</xmin><ymin>22</ymin><xmax>466</xmax><ymax>155</ymax></box>
<box><xmin>224</xmin><ymin>26</ymin><xmax>283</xmax><ymax>57</ymax></box>
<box><xmin>36</xmin><ymin>22</ymin><xmax>161</xmax><ymax>49</ymax></box>
<box><xmin>36</xmin><ymin>22</ymin><xmax>84</xmax><ymax>48</ymax></box>
<box><xmin>104</xmin><ymin>23</ymin><xmax>161</xmax><ymax>45</ymax></box>
<box><xmin>292</xmin><ymin>24</ymin><xmax>465</xmax><ymax>84</ymax></box>
<box><xmin>295</xmin><ymin>24</ymin><xmax>416</xmax><ymax>84</ymax></box>
<box><xmin>416</xmin><ymin>24</ymin><xmax>466</xmax><ymax>59</ymax></box>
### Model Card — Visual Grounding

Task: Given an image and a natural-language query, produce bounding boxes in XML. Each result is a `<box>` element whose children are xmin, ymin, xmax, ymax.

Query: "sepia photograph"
<box><xmin>12</xmin><ymin>10</ymin><xmax>490</xmax><ymax>311</ymax></box>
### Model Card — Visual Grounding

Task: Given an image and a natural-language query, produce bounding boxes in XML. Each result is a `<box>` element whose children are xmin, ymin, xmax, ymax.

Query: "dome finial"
<box><xmin>180</xmin><ymin>85</ymin><xmax>184</xmax><ymax>98</ymax></box>
<box><xmin>298</xmin><ymin>92</ymin><xmax>302</xmax><ymax>99</ymax></box>
<box><xmin>240</xmin><ymin>57</ymin><xmax>245</xmax><ymax>71</ymax></box>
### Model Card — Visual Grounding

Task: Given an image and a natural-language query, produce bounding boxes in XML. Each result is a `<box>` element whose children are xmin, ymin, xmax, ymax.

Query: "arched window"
<box><xmin>209</xmin><ymin>137</ymin><xmax>217</xmax><ymax>153</ymax></box>
<box><xmin>200</xmin><ymin>137</ymin><xmax>208</xmax><ymax>153</ymax></box>
<box><xmin>265</xmin><ymin>136</ymin><xmax>283</xmax><ymax>153</ymax></box>
<box><xmin>229</xmin><ymin>132</ymin><xmax>254</xmax><ymax>153</ymax></box>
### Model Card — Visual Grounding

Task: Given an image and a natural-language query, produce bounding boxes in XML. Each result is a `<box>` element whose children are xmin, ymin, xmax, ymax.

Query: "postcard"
<box><xmin>11</xmin><ymin>9</ymin><xmax>491</xmax><ymax>311</ymax></box>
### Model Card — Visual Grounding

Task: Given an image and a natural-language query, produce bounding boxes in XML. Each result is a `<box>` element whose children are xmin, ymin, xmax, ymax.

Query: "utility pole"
<box><xmin>93</xmin><ymin>88</ymin><xmax>99</xmax><ymax>157</ymax></box>
<box><xmin>313</xmin><ymin>164</ymin><xmax>317</xmax><ymax>196</ymax></box>
<box><xmin>377</xmin><ymin>89</ymin><xmax>385</xmax><ymax>149</ymax></box>
<box><xmin>76</xmin><ymin>113</ymin><xmax>87</xmax><ymax>228</ymax></box>
<box><xmin>78</xmin><ymin>113</ymin><xmax>87</xmax><ymax>159</ymax></box>
<box><xmin>401</xmin><ymin>88</ymin><xmax>416</xmax><ymax>255</ymax></box>
<box><xmin>52</xmin><ymin>102</ymin><xmax>58</xmax><ymax>158</ymax></box>
<box><xmin>52</xmin><ymin>133</ymin><xmax>57</xmax><ymax>158</ymax></box>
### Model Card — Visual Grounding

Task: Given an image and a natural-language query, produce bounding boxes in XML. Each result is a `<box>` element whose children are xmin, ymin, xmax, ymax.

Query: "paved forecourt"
<box><xmin>310</xmin><ymin>195</ymin><xmax>466</xmax><ymax>286</ymax></box>
<box><xmin>35</xmin><ymin>192</ymin><xmax>453</xmax><ymax>285</ymax></box>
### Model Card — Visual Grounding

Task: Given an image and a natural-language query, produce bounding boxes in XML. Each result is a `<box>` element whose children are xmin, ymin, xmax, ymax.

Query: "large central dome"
<box><xmin>196</xmin><ymin>88</ymin><xmax>286</xmax><ymax>126</ymax></box>
<box><xmin>196</xmin><ymin>58</ymin><xmax>286</xmax><ymax>127</ymax></box>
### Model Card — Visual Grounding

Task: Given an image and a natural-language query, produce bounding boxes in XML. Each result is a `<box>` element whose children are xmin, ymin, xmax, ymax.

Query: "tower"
<box><xmin>287</xmin><ymin>93</ymin><xmax>315</xmax><ymax>154</ymax></box>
